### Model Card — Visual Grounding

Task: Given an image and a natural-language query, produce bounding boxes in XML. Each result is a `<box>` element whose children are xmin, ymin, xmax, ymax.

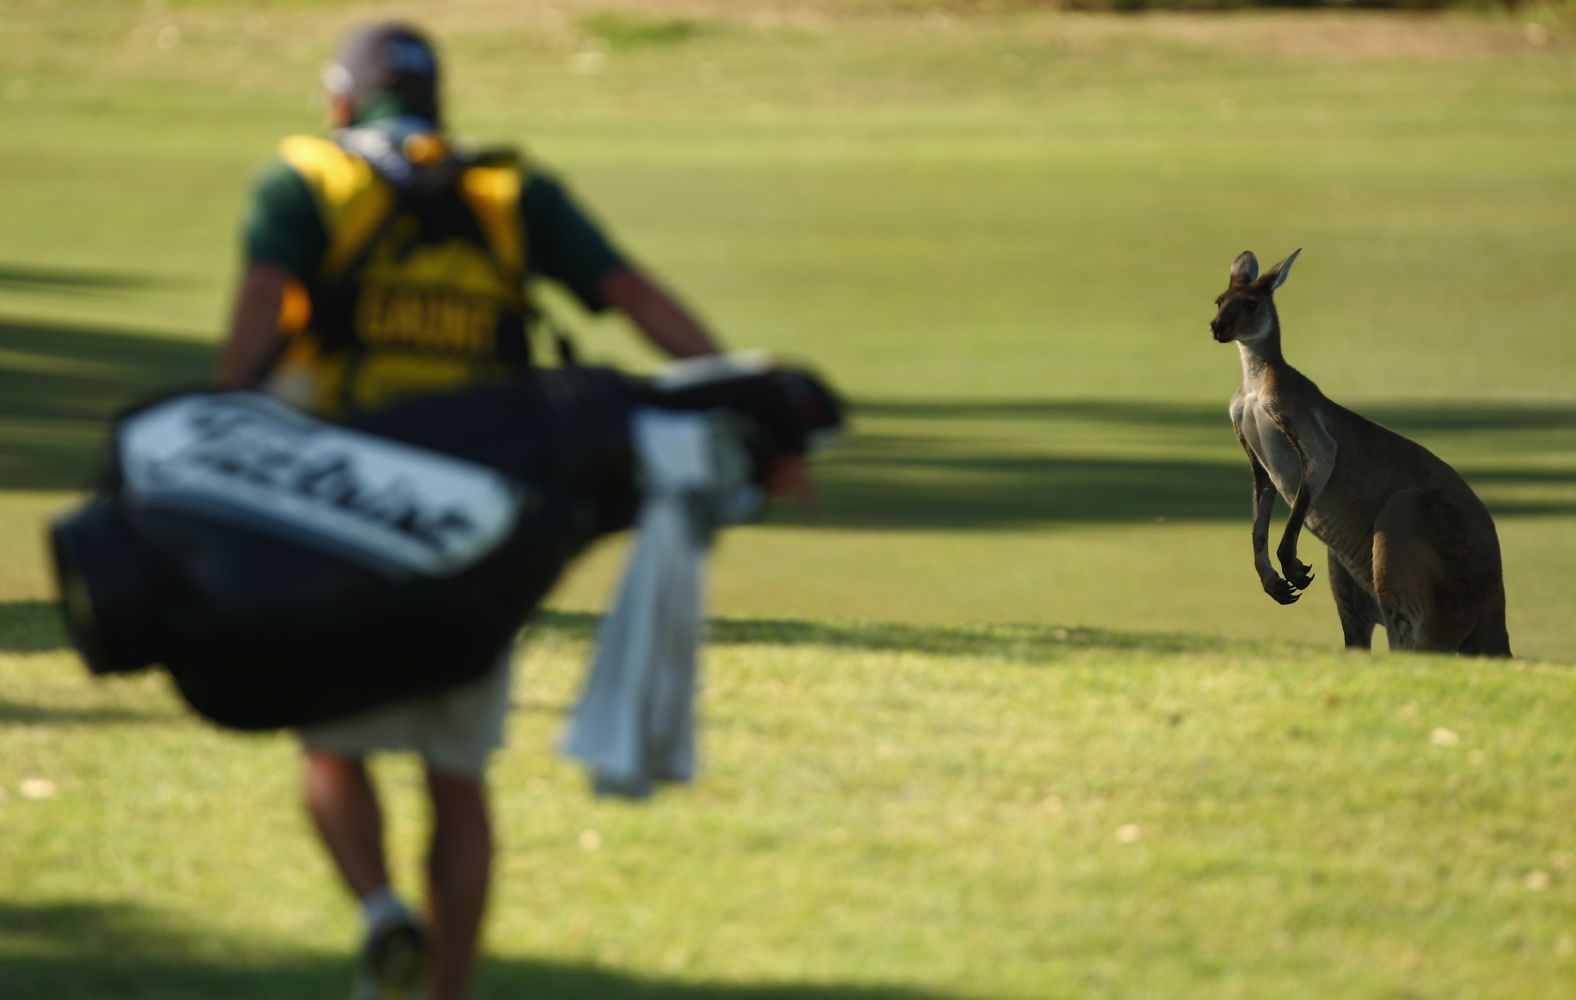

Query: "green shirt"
<box><xmin>243</xmin><ymin>122</ymin><xmax>627</xmax><ymax>312</ymax></box>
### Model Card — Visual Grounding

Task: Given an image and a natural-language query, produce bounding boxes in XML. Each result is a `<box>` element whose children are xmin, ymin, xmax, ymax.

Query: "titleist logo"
<box><xmin>121</xmin><ymin>395</ymin><xmax>522</xmax><ymax>576</ymax></box>
<box><xmin>160</xmin><ymin>407</ymin><xmax>476</xmax><ymax>553</ymax></box>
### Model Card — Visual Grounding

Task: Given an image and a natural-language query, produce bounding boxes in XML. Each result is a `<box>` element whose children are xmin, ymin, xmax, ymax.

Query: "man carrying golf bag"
<box><xmin>52</xmin><ymin>357</ymin><xmax>841</xmax><ymax>996</ymax></box>
<box><xmin>100</xmin><ymin>18</ymin><xmax>806</xmax><ymax>1000</ymax></box>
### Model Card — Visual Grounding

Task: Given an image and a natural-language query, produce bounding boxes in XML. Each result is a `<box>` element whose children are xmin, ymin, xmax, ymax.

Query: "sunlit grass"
<box><xmin>1</xmin><ymin>2</ymin><xmax>1575</xmax><ymax>996</ymax></box>
<box><xmin>2</xmin><ymin>609</ymin><xmax>1573</xmax><ymax>998</ymax></box>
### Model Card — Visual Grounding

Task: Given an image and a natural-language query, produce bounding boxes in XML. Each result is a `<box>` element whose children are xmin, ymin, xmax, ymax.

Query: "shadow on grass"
<box><xmin>532</xmin><ymin>610</ymin><xmax>1262</xmax><ymax>660</ymax></box>
<box><xmin>0</xmin><ymin>900</ymin><xmax>962</xmax><ymax>1000</ymax></box>
<box><xmin>789</xmin><ymin>396</ymin><xmax>1576</xmax><ymax>530</ymax></box>
<box><xmin>0</xmin><ymin>698</ymin><xmax>176</xmax><ymax>728</ymax></box>
<box><xmin>0</xmin><ymin>600</ymin><xmax>1269</xmax><ymax>735</ymax></box>
<box><xmin>0</xmin><ymin>315</ymin><xmax>212</xmax><ymax>491</ymax></box>
<box><xmin>2</xmin><ymin>312</ymin><xmax>1570</xmax><ymax>532</ymax></box>
<box><xmin>856</xmin><ymin>396</ymin><xmax>1576</xmax><ymax>437</ymax></box>
<box><xmin>0</xmin><ymin>262</ymin><xmax>157</xmax><ymax>293</ymax></box>
<box><xmin>0</xmin><ymin>595</ymin><xmax>1269</xmax><ymax>663</ymax></box>
<box><xmin>811</xmin><ymin>445</ymin><xmax>1248</xmax><ymax>528</ymax></box>
<box><xmin>0</xmin><ymin>600</ymin><xmax>66</xmax><ymax>652</ymax></box>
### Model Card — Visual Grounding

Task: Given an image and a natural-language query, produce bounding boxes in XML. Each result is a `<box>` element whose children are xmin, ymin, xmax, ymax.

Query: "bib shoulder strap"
<box><xmin>277</xmin><ymin>135</ymin><xmax>393</xmax><ymax>281</ymax></box>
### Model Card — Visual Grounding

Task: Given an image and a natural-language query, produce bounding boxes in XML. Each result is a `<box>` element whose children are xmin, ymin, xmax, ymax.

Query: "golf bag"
<box><xmin>50</xmin><ymin>360</ymin><xmax>841</xmax><ymax>731</ymax></box>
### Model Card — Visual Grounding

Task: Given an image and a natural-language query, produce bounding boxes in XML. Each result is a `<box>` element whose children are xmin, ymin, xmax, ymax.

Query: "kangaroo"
<box><xmin>1210</xmin><ymin>249</ymin><xmax>1510</xmax><ymax>656</ymax></box>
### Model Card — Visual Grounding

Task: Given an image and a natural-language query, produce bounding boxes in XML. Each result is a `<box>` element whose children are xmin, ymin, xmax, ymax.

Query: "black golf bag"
<box><xmin>49</xmin><ymin>362</ymin><xmax>841</xmax><ymax>731</ymax></box>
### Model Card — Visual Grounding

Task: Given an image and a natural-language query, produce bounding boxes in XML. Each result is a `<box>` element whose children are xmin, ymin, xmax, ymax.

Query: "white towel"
<box><xmin>560</xmin><ymin>410</ymin><xmax>758</xmax><ymax>798</ymax></box>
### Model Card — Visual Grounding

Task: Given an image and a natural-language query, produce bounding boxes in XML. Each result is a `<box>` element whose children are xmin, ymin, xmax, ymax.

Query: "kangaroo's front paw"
<box><xmin>1261</xmin><ymin>574</ymin><xmax>1302</xmax><ymax>605</ymax></box>
<box><xmin>1280</xmin><ymin>557</ymin><xmax>1315</xmax><ymax>591</ymax></box>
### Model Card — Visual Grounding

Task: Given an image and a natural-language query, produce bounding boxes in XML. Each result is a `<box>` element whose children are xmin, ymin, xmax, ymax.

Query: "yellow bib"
<box><xmin>268</xmin><ymin>133</ymin><xmax>533</xmax><ymax>418</ymax></box>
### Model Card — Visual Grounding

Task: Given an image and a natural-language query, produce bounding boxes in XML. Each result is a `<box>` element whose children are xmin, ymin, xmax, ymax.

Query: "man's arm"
<box><xmin>217</xmin><ymin>262</ymin><xmax>290</xmax><ymax>388</ymax></box>
<box><xmin>523</xmin><ymin>172</ymin><xmax>723</xmax><ymax>360</ymax></box>
<box><xmin>598</xmin><ymin>265</ymin><xmax>722</xmax><ymax>360</ymax></box>
<box><xmin>218</xmin><ymin>158</ymin><xmax>325</xmax><ymax>388</ymax></box>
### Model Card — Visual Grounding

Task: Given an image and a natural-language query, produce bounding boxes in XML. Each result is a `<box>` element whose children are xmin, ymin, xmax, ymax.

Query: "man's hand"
<box><xmin>764</xmin><ymin>454</ymin><xmax>819</xmax><ymax>513</ymax></box>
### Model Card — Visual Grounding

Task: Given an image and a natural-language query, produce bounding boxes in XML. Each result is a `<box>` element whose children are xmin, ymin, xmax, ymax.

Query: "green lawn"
<box><xmin>4</xmin><ymin>609</ymin><xmax>1574</xmax><ymax>999</ymax></box>
<box><xmin>1</xmin><ymin>2</ymin><xmax>1574</xmax><ymax>997</ymax></box>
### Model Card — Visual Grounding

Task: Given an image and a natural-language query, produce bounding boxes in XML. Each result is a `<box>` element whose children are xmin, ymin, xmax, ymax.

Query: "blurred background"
<box><xmin>4</xmin><ymin>0</ymin><xmax>1572</xmax><ymax>655</ymax></box>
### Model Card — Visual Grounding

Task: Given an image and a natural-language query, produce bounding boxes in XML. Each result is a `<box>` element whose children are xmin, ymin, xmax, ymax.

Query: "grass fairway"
<box><xmin>3</xmin><ymin>610</ymin><xmax>1574</xmax><ymax>998</ymax></box>
<box><xmin>2</xmin><ymin>1</ymin><xmax>1575</xmax><ymax>997</ymax></box>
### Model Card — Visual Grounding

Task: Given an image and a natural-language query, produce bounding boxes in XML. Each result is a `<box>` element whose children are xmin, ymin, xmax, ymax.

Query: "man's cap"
<box><xmin>323</xmin><ymin>23</ymin><xmax>440</xmax><ymax>122</ymax></box>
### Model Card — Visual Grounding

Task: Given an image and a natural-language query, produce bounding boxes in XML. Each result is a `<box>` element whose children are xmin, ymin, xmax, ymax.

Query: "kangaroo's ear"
<box><xmin>1260</xmin><ymin>248</ymin><xmax>1302</xmax><ymax>292</ymax></box>
<box><xmin>1230</xmin><ymin>251</ymin><xmax>1259</xmax><ymax>287</ymax></box>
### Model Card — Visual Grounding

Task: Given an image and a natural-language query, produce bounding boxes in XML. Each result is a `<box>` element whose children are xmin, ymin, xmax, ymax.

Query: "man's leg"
<box><xmin>304</xmin><ymin>750</ymin><xmax>427</xmax><ymax>999</ymax></box>
<box><xmin>303</xmin><ymin>750</ymin><xmax>390</xmax><ymax>898</ymax></box>
<box><xmin>423</xmin><ymin>766</ymin><xmax>493</xmax><ymax>1000</ymax></box>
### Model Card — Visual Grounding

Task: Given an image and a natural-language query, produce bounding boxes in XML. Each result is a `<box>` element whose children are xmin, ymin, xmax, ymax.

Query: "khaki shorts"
<box><xmin>296</xmin><ymin>650</ymin><xmax>514</xmax><ymax>777</ymax></box>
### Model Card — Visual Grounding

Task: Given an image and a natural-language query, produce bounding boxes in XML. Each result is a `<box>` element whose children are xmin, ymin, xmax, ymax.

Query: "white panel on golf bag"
<box><xmin>118</xmin><ymin>393</ymin><xmax>526</xmax><ymax>578</ymax></box>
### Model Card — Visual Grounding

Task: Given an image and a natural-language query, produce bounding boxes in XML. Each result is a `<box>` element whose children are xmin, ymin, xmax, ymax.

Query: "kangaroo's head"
<box><xmin>1210</xmin><ymin>248</ymin><xmax>1300</xmax><ymax>345</ymax></box>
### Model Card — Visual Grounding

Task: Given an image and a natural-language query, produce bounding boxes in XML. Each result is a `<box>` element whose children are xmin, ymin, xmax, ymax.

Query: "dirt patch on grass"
<box><xmin>1114</xmin><ymin>11</ymin><xmax>1569</xmax><ymax>61</ymax></box>
<box><xmin>25</xmin><ymin>0</ymin><xmax>1563</xmax><ymax>64</ymax></box>
<box><xmin>417</xmin><ymin>2</ymin><xmax>1570</xmax><ymax>62</ymax></box>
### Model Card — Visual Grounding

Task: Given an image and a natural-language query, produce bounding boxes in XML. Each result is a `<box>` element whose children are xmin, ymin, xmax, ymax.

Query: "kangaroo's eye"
<box><xmin>1242</xmin><ymin>300</ymin><xmax>1259</xmax><ymax>314</ymax></box>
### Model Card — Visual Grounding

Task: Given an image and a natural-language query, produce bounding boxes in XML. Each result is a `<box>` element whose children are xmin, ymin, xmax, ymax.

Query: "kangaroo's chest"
<box><xmin>1231</xmin><ymin>392</ymin><xmax>1306</xmax><ymax>501</ymax></box>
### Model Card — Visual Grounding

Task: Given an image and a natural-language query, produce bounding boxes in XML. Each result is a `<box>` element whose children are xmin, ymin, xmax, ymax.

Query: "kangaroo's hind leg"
<box><xmin>1328</xmin><ymin>552</ymin><xmax>1380</xmax><ymax>650</ymax></box>
<box><xmin>1372</xmin><ymin>490</ymin><xmax>1444</xmax><ymax>653</ymax></box>
<box><xmin>1378</xmin><ymin>490</ymin><xmax>1508</xmax><ymax>656</ymax></box>
<box><xmin>1458</xmin><ymin>586</ymin><xmax>1512</xmax><ymax>658</ymax></box>
<box><xmin>1431</xmin><ymin>572</ymin><xmax>1511</xmax><ymax>656</ymax></box>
